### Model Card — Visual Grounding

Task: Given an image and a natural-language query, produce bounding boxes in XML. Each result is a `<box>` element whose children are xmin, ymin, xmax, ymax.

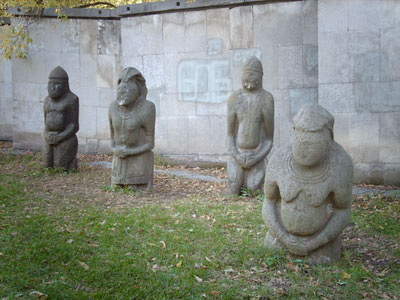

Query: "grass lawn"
<box><xmin>0</xmin><ymin>150</ymin><xmax>399</xmax><ymax>299</ymax></box>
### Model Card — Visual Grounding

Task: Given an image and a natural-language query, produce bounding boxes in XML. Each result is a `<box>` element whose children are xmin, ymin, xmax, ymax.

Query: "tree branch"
<box><xmin>73</xmin><ymin>2</ymin><xmax>117</xmax><ymax>8</ymax></box>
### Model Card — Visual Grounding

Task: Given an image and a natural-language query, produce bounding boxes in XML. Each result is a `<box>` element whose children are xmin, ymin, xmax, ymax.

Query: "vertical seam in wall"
<box><xmin>251</xmin><ymin>5</ymin><xmax>255</xmax><ymax>48</ymax></box>
<box><xmin>347</xmin><ymin>0</ymin><xmax>350</xmax><ymax>86</ymax></box>
<box><xmin>378</xmin><ymin>111</ymin><xmax>381</xmax><ymax>164</ymax></box>
<box><xmin>347</xmin><ymin>0</ymin><xmax>349</xmax><ymax>33</ymax></box>
<box><xmin>118</xmin><ymin>18</ymin><xmax>122</xmax><ymax>57</ymax></box>
<box><xmin>378</xmin><ymin>0</ymin><xmax>382</xmax><ymax>164</ymax></box>
<box><xmin>183</xmin><ymin>11</ymin><xmax>187</xmax><ymax>53</ymax></box>
<box><xmin>161</xmin><ymin>13</ymin><xmax>165</xmax><ymax>98</ymax></box>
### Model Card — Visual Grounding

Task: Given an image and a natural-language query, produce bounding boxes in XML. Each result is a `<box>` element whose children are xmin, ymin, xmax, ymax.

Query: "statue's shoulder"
<box><xmin>44</xmin><ymin>95</ymin><xmax>51</xmax><ymax>105</ymax></box>
<box><xmin>268</xmin><ymin>145</ymin><xmax>291</xmax><ymax>170</ymax></box>
<box><xmin>260</xmin><ymin>89</ymin><xmax>274</xmax><ymax>103</ymax></box>
<box><xmin>228</xmin><ymin>90</ymin><xmax>242</xmax><ymax>104</ymax></box>
<box><xmin>143</xmin><ymin>99</ymin><xmax>156</xmax><ymax>109</ymax></box>
<box><xmin>331</xmin><ymin>143</ymin><xmax>352</xmax><ymax>166</ymax></box>
<box><xmin>64</xmin><ymin>91</ymin><xmax>79</xmax><ymax>106</ymax></box>
<box><xmin>143</xmin><ymin>100</ymin><xmax>156</xmax><ymax>114</ymax></box>
<box><xmin>109</xmin><ymin>101</ymin><xmax>119</xmax><ymax>113</ymax></box>
<box><xmin>330</xmin><ymin>142</ymin><xmax>353</xmax><ymax>178</ymax></box>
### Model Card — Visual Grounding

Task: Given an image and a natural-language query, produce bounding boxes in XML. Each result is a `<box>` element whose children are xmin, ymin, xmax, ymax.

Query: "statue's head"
<box><xmin>116</xmin><ymin>67</ymin><xmax>147</xmax><ymax>107</ymax></box>
<box><xmin>48</xmin><ymin>66</ymin><xmax>69</xmax><ymax>100</ymax></box>
<box><xmin>241</xmin><ymin>56</ymin><xmax>263</xmax><ymax>91</ymax></box>
<box><xmin>292</xmin><ymin>104</ymin><xmax>334</xmax><ymax>167</ymax></box>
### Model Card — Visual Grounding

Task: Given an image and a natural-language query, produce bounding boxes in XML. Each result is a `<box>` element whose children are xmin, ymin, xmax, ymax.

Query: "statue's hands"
<box><xmin>233</xmin><ymin>152</ymin><xmax>246</xmax><ymax>168</ymax></box>
<box><xmin>46</xmin><ymin>132</ymin><xmax>60</xmax><ymax>145</ymax></box>
<box><xmin>287</xmin><ymin>242</ymin><xmax>309</xmax><ymax>256</ymax></box>
<box><xmin>281</xmin><ymin>234</ymin><xmax>311</xmax><ymax>256</ymax></box>
<box><xmin>244</xmin><ymin>152</ymin><xmax>259</xmax><ymax>168</ymax></box>
<box><xmin>114</xmin><ymin>146</ymin><xmax>128</xmax><ymax>158</ymax></box>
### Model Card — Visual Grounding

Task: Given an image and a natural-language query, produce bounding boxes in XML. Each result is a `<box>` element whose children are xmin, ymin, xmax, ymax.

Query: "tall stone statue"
<box><xmin>108</xmin><ymin>67</ymin><xmax>156</xmax><ymax>190</ymax></box>
<box><xmin>262</xmin><ymin>104</ymin><xmax>353</xmax><ymax>264</ymax></box>
<box><xmin>43</xmin><ymin>66</ymin><xmax>79</xmax><ymax>171</ymax></box>
<box><xmin>227</xmin><ymin>56</ymin><xmax>274</xmax><ymax>195</ymax></box>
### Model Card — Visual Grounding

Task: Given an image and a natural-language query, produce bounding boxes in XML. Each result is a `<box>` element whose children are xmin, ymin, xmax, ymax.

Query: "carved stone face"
<box><xmin>292</xmin><ymin>128</ymin><xmax>331</xmax><ymax>167</ymax></box>
<box><xmin>241</xmin><ymin>70</ymin><xmax>261</xmax><ymax>91</ymax></box>
<box><xmin>48</xmin><ymin>79</ymin><xmax>67</xmax><ymax>100</ymax></box>
<box><xmin>117</xmin><ymin>79</ymin><xmax>139</xmax><ymax>107</ymax></box>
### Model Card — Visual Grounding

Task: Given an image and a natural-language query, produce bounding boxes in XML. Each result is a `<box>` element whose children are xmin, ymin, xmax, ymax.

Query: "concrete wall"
<box><xmin>0</xmin><ymin>58</ymin><xmax>12</xmax><ymax>140</ymax></box>
<box><xmin>1</xmin><ymin>0</ymin><xmax>317</xmax><ymax>162</ymax></box>
<box><xmin>0</xmin><ymin>0</ymin><xmax>399</xmax><ymax>185</ymax></box>
<box><xmin>120</xmin><ymin>0</ymin><xmax>317</xmax><ymax>163</ymax></box>
<box><xmin>318</xmin><ymin>0</ymin><xmax>400</xmax><ymax>185</ymax></box>
<box><xmin>6</xmin><ymin>18</ymin><xmax>121</xmax><ymax>153</ymax></box>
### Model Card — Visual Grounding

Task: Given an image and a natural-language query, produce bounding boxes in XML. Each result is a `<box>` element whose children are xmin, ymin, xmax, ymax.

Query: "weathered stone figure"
<box><xmin>43</xmin><ymin>66</ymin><xmax>79</xmax><ymax>171</ymax></box>
<box><xmin>262</xmin><ymin>104</ymin><xmax>353</xmax><ymax>264</ymax></box>
<box><xmin>109</xmin><ymin>67</ymin><xmax>155</xmax><ymax>189</ymax></box>
<box><xmin>227</xmin><ymin>56</ymin><xmax>274</xmax><ymax>195</ymax></box>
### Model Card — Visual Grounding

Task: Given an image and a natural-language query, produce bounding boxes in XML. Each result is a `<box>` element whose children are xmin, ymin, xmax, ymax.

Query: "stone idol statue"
<box><xmin>262</xmin><ymin>104</ymin><xmax>353</xmax><ymax>264</ymax></box>
<box><xmin>43</xmin><ymin>66</ymin><xmax>79</xmax><ymax>171</ymax></box>
<box><xmin>108</xmin><ymin>67</ymin><xmax>156</xmax><ymax>190</ymax></box>
<box><xmin>227</xmin><ymin>56</ymin><xmax>274</xmax><ymax>195</ymax></box>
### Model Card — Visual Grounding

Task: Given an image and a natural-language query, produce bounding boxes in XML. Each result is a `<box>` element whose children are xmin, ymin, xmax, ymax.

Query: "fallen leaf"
<box><xmin>66</xmin><ymin>239</ymin><xmax>73</xmax><ymax>244</ymax></box>
<box><xmin>285</xmin><ymin>262</ymin><xmax>298</xmax><ymax>272</ymax></box>
<box><xmin>342</xmin><ymin>272</ymin><xmax>351</xmax><ymax>279</ymax></box>
<box><xmin>176</xmin><ymin>260</ymin><xmax>183</xmax><ymax>267</ymax></box>
<box><xmin>79</xmin><ymin>261</ymin><xmax>89</xmax><ymax>270</ymax></box>
<box><xmin>160</xmin><ymin>241</ymin><xmax>166</xmax><ymax>248</ymax></box>
<box><xmin>194</xmin><ymin>275</ymin><xmax>203</xmax><ymax>283</ymax></box>
<box><xmin>205</xmin><ymin>256</ymin><xmax>212</xmax><ymax>263</ymax></box>
<box><xmin>29</xmin><ymin>291</ymin><xmax>48</xmax><ymax>299</ymax></box>
<box><xmin>211</xmin><ymin>291</ymin><xmax>220</xmax><ymax>296</ymax></box>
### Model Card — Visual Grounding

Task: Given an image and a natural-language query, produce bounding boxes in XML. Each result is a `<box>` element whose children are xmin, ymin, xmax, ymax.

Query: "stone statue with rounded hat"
<box><xmin>43</xmin><ymin>66</ymin><xmax>79</xmax><ymax>171</ymax></box>
<box><xmin>227</xmin><ymin>55</ymin><xmax>274</xmax><ymax>195</ymax></box>
<box><xmin>262</xmin><ymin>104</ymin><xmax>353</xmax><ymax>264</ymax></box>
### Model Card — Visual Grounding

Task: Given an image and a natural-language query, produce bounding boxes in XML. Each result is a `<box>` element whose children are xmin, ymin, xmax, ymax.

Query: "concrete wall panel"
<box><xmin>184</xmin><ymin>11</ymin><xmax>206</xmax><ymax>53</ymax></box>
<box><xmin>229</xmin><ymin>6</ymin><xmax>253</xmax><ymax>49</ymax></box>
<box><xmin>162</xmin><ymin>13</ymin><xmax>184</xmax><ymax>54</ymax></box>
<box><xmin>380</xmin><ymin>112</ymin><xmax>400</xmax><ymax>164</ymax></box>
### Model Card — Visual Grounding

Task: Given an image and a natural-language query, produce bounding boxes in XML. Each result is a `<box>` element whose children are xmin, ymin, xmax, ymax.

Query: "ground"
<box><xmin>0</xmin><ymin>141</ymin><xmax>399</xmax><ymax>299</ymax></box>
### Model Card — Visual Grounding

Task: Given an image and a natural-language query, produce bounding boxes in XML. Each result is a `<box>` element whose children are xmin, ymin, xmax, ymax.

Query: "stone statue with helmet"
<box><xmin>43</xmin><ymin>66</ymin><xmax>79</xmax><ymax>171</ymax></box>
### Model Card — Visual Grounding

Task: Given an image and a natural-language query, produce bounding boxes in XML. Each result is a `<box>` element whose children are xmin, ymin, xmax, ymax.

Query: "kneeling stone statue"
<box><xmin>227</xmin><ymin>56</ymin><xmax>274</xmax><ymax>195</ymax></box>
<box><xmin>262</xmin><ymin>104</ymin><xmax>353</xmax><ymax>264</ymax></box>
<box><xmin>108</xmin><ymin>67</ymin><xmax>156</xmax><ymax>190</ymax></box>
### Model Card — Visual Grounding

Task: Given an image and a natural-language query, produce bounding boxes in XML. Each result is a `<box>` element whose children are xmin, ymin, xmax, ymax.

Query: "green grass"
<box><xmin>154</xmin><ymin>154</ymin><xmax>168</xmax><ymax>167</ymax></box>
<box><xmin>0</xmin><ymin>152</ymin><xmax>399</xmax><ymax>299</ymax></box>
<box><xmin>352</xmin><ymin>193</ymin><xmax>400</xmax><ymax>238</ymax></box>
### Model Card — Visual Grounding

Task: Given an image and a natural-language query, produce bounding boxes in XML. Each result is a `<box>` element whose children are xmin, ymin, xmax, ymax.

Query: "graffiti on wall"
<box><xmin>177</xmin><ymin>59</ymin><xmax>232</xmax><ymax>103</ymax></box>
